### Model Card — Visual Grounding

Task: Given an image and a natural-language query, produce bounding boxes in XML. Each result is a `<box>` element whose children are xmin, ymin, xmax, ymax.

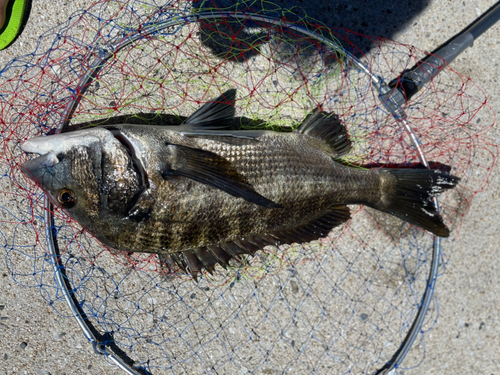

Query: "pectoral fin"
<box><xmin>162</xmin><ymin>144</ymin><xmax>282</xmax><ymax>209</ymax></box>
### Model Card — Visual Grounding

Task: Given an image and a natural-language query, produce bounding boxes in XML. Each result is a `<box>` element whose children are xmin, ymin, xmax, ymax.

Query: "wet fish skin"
<box><xmin>101</xmin><ymin>125</ymin><xmax>369</xmax><ymax>250</ymax></box>
<box><xmin>21</xmin><ymin>89</ymin><xmax>459</xmax><ymax>276</ymax></box>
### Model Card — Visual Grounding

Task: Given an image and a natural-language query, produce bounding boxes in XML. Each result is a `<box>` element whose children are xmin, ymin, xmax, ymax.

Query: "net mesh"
<box><xmin>0</xmin><ymin>0</ymin><xmax>497</xmax><ymax>374</ymax></box>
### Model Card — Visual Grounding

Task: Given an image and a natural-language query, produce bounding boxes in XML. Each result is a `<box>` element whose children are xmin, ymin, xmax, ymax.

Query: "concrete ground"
<box><xmin>0</xmin><ymin>0</ymin><xmax>499</xmax><ymax>374</ymax></box>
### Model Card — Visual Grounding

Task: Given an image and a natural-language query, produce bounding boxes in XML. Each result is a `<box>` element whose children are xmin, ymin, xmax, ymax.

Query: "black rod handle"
<box><xmin>389</xmin><ymin>1</ymin><xmax>500</xmax><ymax>105</ymax></box>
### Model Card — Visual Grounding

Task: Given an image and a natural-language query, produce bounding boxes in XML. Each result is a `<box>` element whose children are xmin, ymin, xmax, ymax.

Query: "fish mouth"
<box><xmin>21</xmin><ymin>129</ymin><xmax>109</xmax><ymax>180</ymax></box>
<box><xmin>20</xmin><ymin>151</ymin><xmax>63</xmax><ymax>209</ymax></box>
<box><xmin>20</xmin><ymin>151</ymin><xmax>59</xmax><ymax>181</ymax></box>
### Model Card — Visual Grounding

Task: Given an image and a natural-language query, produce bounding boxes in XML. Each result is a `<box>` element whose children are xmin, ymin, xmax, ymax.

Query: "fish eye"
<box><xmin>58</xmin><ymin>188</ymin><xmax>77</xmax><ymax>208</ymax></box>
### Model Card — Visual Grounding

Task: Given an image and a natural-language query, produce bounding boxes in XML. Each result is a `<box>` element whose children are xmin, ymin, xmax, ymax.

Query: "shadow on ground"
<box><xmin>190</xmin><ymin>0</ymin><xmax>430</xmax><ymax>58</ymax></box>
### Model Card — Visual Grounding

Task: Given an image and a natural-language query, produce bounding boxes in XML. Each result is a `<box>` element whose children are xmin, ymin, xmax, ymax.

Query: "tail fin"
<box><xmin>374</xmin><ymin>169</ymin><xmax>460</xmax><ymax>237</ymax></box>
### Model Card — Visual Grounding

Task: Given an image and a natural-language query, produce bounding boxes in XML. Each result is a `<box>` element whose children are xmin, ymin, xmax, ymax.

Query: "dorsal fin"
<box><xmin>296</xmin><ymin>109</ymin><xmax>351</xmax><ymax>158</ymax></box>
<box><xmin>182</xmin><ymin>89</ymin><xmax>237</xmax><ymax>129</ymax></box>
<box><xmin>179</xmin><ymin>89</ymin><xmax>269</xmax><ymax>144</ymax></box>
<box><xmin>157</xmin><ymin>206</ymin><xmax>351</xmax><ymax>279</ymax></box>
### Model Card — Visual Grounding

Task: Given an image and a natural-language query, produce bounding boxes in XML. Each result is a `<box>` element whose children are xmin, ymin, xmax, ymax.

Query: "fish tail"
<box><xmin>372</xmin><ymin>169</ymin><xmax>460</xmax><ymax>237</ymax></box>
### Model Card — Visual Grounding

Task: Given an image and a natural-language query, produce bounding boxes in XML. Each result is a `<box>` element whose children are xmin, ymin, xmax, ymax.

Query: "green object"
<box><xmin>0</xmin><ymin>0</ymin><xmax>27</xmax><ymax>50</ymax></box>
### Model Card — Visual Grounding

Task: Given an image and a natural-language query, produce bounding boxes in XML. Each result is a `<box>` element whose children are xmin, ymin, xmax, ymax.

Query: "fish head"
<box><xmin>20</xmin><ymin>128</ymin><xmax>119</xmax><ymax>228</ymax></box>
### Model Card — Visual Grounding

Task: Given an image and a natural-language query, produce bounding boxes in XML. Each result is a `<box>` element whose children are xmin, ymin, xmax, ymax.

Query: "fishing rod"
<box><xmin>375</xmin><ymin>2</ymin><xmax>500</xmax><ymax>374</ymax></box>
<box><xmin>382</xmin><ymin>1</ymin><xmax>500</xmax><ymax>113</ymax></box>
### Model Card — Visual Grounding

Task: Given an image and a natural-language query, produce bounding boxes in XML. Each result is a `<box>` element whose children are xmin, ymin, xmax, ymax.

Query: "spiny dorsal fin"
<box><xmin>157</xmin><ymin>206</ymin><xmax>351</xmax><ymax>279</ymax></box>
<box><xmin>179</xmin><ymin>89</ymin><xmax>265</xmax><ymax>144</ymax></box>
<box><xmin>182</xmin><ymin>89</ymin><xmax>237</xmax><ymax>129</ymax></box>
<box><xmin>296</xmin><ymin>109</ymin><xmax>351</xmax><ymax>158</ymax></box>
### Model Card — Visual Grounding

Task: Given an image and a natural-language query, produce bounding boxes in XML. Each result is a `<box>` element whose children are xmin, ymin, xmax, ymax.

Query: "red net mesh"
<box><xmin>0</xmin><ymin>1</ymin><xmax>496</xmax><ymax>373</ymax></box>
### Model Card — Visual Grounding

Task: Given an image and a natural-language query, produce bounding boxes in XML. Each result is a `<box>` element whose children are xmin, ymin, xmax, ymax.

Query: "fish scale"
<box><xmin>123</xmin><ymin>132</ymin><xmax>380</xmax><ymax>253</ymax></box>
<box><xmin>21</xmin><ymin>89</ymin><xmax>460</xmax><ymax>277</ymax></box>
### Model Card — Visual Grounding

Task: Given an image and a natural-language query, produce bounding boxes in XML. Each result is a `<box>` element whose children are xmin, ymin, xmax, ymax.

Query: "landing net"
<box><xmin>0</xmin><ymin>1</ymin><xmax>496</xmax><ymax>374</ymax></box>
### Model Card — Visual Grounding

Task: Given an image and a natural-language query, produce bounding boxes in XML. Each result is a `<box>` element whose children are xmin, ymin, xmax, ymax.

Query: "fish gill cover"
<box><xmin>0</xmin><ymin>0</ymin><xmax>497</xmax><ymax>374</ymax></box>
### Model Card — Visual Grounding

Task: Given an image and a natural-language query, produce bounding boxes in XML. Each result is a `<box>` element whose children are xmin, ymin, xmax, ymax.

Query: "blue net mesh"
<box><xmin>0</xmin><ymin>1</ymin><xmax>496</xmax><ymax>374</ymax></box>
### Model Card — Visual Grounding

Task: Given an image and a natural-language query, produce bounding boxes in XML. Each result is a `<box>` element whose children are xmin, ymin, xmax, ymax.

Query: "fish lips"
<box><xmin>20</xmin><ymin>152</ymin><xmax>60</xmax><ymax>183</ymax></box>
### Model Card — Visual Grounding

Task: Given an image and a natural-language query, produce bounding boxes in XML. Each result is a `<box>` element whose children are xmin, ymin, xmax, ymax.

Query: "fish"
<box><xmin>21</xmin><ymin>89</ymin><xmax>460</xmax><ymax>278</ymax></box>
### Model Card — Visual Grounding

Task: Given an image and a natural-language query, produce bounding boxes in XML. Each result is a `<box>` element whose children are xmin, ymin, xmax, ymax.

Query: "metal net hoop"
<box><xmin>0</xmin><ymin>1</ymin><xmax>496</xmax><ymax>374</ymax></box>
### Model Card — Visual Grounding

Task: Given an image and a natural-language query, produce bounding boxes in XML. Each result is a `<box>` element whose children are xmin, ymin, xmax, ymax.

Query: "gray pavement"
<box><xmin>0</xmin><ymin>1</ymin><xmax>499</xmax><ymax>374</ymax></box>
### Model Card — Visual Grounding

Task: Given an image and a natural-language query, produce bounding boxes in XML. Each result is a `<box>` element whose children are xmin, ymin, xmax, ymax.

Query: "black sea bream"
<box><xmin>21</xmin><ymin>90</ymin><xmax>459</xmax><ymax>277</ymax></box>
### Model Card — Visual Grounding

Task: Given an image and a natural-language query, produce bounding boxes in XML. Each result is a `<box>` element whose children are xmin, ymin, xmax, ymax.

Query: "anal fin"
<box><xmin>269</xmin><ymin>206</ymin><xmax>350</xmax><ymax>244</ymax></box>
<box><xmin>156</xmin><ymin>206</ymin><xmax>350</xmax><ymax>278</ymax></box>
